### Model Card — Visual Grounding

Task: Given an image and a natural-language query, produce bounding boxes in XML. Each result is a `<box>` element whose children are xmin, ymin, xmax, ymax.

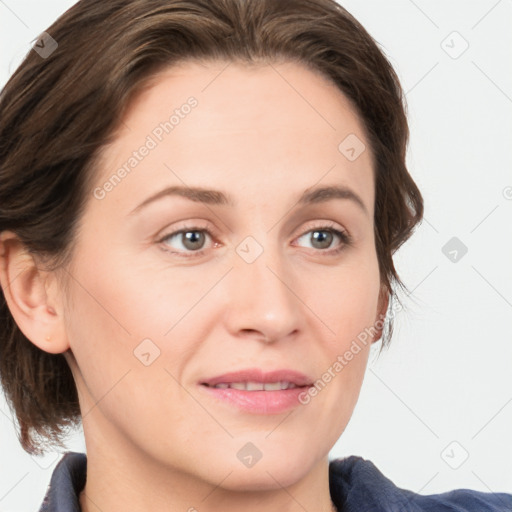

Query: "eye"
<box><xmin>294</xmin><ymin>222</ymin><xmax>352</xmax><ymax>254</ymax></box>
<box><xmin>158</xmin><ymin>224</ymin><xmax>215</xmax><ymax>257</ymax></box>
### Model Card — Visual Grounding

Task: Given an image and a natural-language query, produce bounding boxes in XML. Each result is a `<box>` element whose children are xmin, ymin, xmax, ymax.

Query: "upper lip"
<box><xmin>200</xmin><ymin>368</ymin><xmax>314</xmax><ymax>387</ymax></box>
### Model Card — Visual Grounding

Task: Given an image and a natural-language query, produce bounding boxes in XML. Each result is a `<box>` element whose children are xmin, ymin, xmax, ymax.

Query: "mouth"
<box><xmin>198</xmin><ymin>368</ymin><xmax>314</xmax><ymax>414</ymax></box>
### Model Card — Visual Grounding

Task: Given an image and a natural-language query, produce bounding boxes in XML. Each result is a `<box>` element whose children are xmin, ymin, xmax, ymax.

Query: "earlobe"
<box><xmin>0</xmin><ymin>231</ymin><xmax>70</xmax><ymax>354</ymax></box>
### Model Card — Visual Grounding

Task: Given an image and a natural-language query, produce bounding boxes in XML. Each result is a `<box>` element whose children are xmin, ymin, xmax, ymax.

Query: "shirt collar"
<box><xmin>38</xmin><ymin>452</ymin><xmax>86</xmax><ymax>512</ymax></box>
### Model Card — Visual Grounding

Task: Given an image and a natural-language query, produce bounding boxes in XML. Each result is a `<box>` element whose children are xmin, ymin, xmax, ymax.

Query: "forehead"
<box><xmin>123</xmin><ymin>59</ymin><xmax>368</xmax><ymax>141</ymax></box>
<box><xmin>92</xmin><ymin>59</ymin><xmax>375</xmax><ymax>215</ymax></box>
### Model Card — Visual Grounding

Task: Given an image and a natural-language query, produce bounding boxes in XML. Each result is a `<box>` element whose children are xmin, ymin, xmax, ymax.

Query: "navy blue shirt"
<box><xmin>38</xmin><ymin>452</ymin><xmax>512</xmax><ymax>511</ymax></box>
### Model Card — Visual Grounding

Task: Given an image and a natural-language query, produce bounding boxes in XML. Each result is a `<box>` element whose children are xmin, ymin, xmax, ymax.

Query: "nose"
<box><xmin>222</xmin><ymin>241</ymin><xmax>302</xmax><ymax>344</ymax></box>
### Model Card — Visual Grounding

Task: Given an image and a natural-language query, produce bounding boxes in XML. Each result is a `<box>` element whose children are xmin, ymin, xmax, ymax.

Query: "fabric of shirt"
<box><xmin>38</xmin><ymin>451</ymin><xmax>512</xmax><ymax>511</ymax></box>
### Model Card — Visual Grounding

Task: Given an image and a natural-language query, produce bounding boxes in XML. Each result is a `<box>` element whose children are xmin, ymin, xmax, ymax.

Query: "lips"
<box><xmin>199</xmin><ymin>368</ymin><xmax>315</xmax><ymax>414</ymax></box>
<box><xmin>200</xmin><ymin>368</ymin><xmax>314</xmax><ymax>388</ymax></box>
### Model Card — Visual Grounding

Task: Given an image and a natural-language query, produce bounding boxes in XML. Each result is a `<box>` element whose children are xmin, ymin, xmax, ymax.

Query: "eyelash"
<box><xmin>157</xmin><ymin>221</ymin><xmax>352</xmax><ymax>259</ymax></box>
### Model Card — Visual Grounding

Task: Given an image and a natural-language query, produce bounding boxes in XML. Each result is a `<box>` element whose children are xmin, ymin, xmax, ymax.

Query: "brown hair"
<box><xmin>0</xmin><ymin>0</ymin><xmax>423</xmax><ymax>454</ymax></box>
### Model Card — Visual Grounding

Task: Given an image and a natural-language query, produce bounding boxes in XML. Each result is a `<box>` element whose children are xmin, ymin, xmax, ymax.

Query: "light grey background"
<box><xmin>1</xmin><ymin>0</ymin><xmax>511</xmax><ymax>510</ymax></box>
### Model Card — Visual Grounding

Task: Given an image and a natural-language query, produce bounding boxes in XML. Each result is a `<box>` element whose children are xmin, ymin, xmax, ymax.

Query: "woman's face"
<box><xmin>60</xmin><ymin>59</ymin><xmax>386</xmax><ymax>489</ymax></box>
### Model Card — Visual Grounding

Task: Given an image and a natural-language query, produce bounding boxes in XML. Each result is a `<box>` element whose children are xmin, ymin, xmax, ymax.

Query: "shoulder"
<box><xmin>329</xmin><ymin>455</ymin><xmax>512</xmax><ymax>512</ymax></box>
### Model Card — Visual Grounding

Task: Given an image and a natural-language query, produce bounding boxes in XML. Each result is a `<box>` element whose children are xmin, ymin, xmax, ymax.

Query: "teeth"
<box><xmin>210</xmin><ymin>381</ymin><xmax>298</xmax><ymax>390</ymax></box>
<box><xmin>246</xmin><ymin>382</ymin><xmax>264</xmax><ymax>391</ymax></box>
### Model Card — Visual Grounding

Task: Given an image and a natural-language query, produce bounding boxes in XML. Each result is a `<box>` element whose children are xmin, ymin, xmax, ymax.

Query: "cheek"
<box><xmin>62</xmin><ymin>275</ymin><xmax>134</xmax><ymax>408</ymax></box>
<box><xmin>301</xmin><ymin>252</ymin><xmax>381</xmax><ymax>345</ymax></box>
<box><xmin>62</xmin><ymin>242</ymin><xmax>214</xmax><ymax>409</ymax></box>
<box><xmin>297</xmin><ymin>251</ymin><xmax>380</xmax><ymax>405</ymax></box>
<box><xmin>62</xmin><ymin>264</ymin><xmax>196</xmax><ymax>450</ymax></box>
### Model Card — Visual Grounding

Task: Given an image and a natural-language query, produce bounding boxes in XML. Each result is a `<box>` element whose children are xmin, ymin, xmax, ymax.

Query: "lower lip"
<box><xmin>199</xmin><ymin>384</ymin><xmax>312</xmax><ymax>414</ymax></box>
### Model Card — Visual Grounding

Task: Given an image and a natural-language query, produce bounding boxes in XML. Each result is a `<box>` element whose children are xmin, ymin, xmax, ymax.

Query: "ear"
<box><xmin>372</xmin><ymin>284</ymin><xmax>389</xmax><ymax>343</ymax></box>
<box><xmin>0</xmin><ymin>231</ymin><xmax>70</xmax><ymax>354</ymax></box>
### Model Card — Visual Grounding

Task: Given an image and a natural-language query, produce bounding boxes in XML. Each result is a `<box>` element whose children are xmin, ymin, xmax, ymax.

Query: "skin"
<box><xmin>0</xmin><ymin>60</ymin><xmax>388</xmax><ymax>512</ymax></box>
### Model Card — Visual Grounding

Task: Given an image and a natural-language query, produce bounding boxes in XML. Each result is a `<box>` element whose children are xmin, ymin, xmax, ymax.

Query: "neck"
<box><xmin>79</xmin><ymin>432</ymin><xmax>336</xmax><ymax>512</ymax></box>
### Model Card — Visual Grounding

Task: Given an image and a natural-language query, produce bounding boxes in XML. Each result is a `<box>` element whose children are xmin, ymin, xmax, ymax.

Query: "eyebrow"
<box><xmin>129</xmin><ymin>184</ymin><xmax>369</xmax><ymax>217</ymax></box>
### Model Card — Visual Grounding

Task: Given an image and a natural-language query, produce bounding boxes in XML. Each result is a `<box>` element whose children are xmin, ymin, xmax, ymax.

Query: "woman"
<box><xmin>0</xmin><ymin>0</ymin><xmax>510</xmax><ymax>510</ymax></box>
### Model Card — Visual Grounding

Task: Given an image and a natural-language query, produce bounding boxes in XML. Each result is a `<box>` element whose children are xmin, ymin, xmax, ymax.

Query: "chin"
<box><xmin>204</xmin><ymin>448</ymin><xmax>315</xmax><ymax>492</ymax></box>
<box><xmin>217</xmin><ymin>464</ymin><xmax>308</xmax><ymax>492</ymax></box>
